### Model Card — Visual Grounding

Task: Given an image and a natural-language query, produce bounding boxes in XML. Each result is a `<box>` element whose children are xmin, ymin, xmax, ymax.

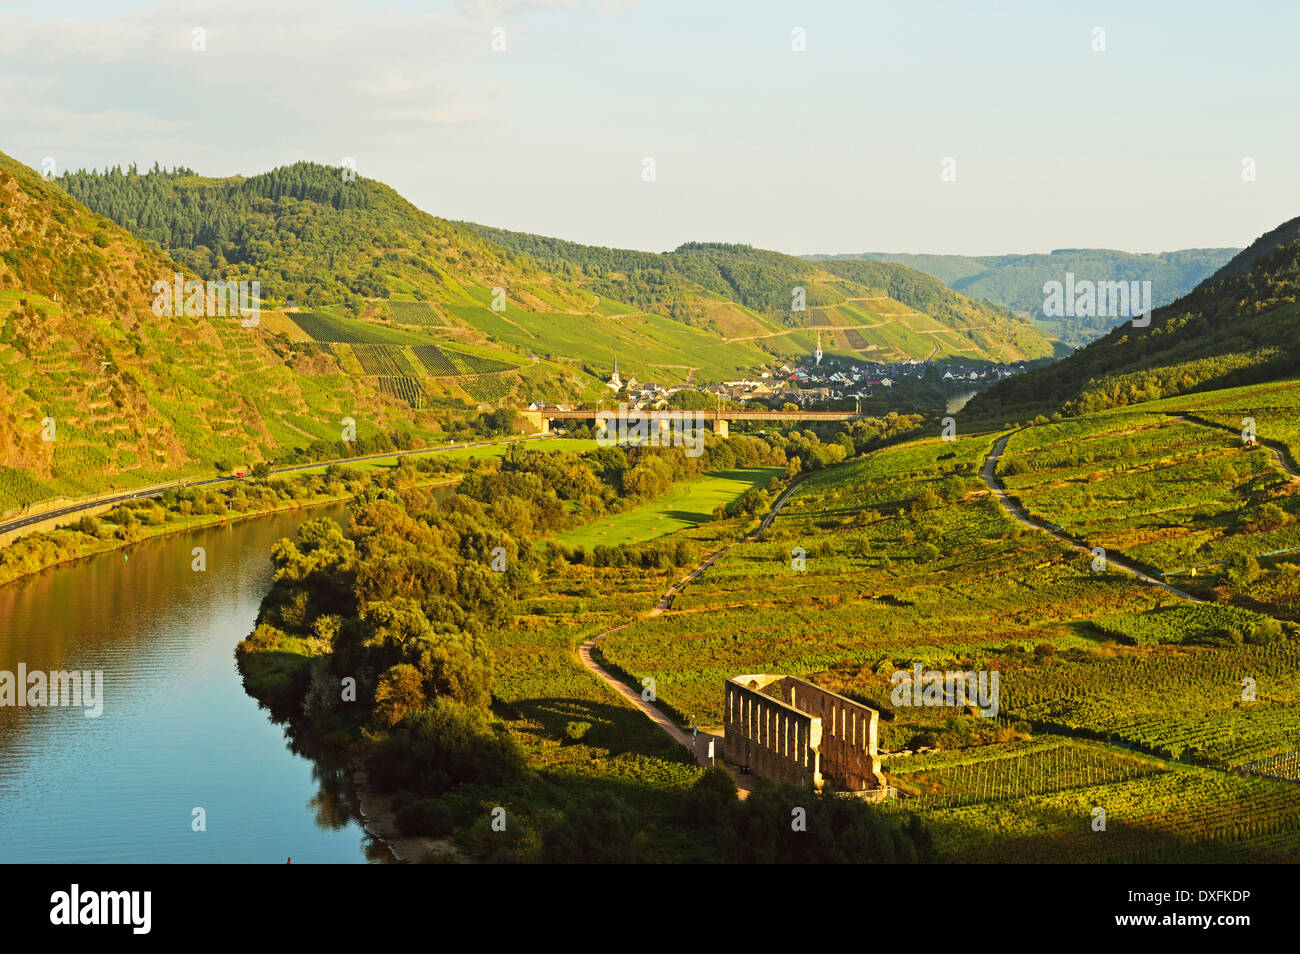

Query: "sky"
<box><xmin>2</xmin><ymin>0</ymin><xmax>1298</xmax><ymax>256</ymax></box>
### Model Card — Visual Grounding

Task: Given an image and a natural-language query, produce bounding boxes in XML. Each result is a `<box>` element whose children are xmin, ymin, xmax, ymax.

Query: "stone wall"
<box><xmin>723</xmin><ymin>674</ymin><xmax>881</xmax><ymax>791</ymax></box>
<box><xmin>723</xmin><ymin>675</ymin><xmax>822</xmax><ymax>788</ymax></box>
<box><xmin>770</xmin><ymin>677</ymin><xmax>881</xmax><ymax>790</ymax></box>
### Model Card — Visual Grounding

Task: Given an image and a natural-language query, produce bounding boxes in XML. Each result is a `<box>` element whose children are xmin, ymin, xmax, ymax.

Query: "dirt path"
<box><xmin>1171</xmin><ymin>413</ymin><xmax>1300</xmax><ymax>480</ymax></box>
<box><xmin>981</xmin><ymin>433</ymin><xmax>1205</xmax><ymax>603</ymax></box>
<box><xmin>575</xmin><ymin>474</ymin><xmax>807</xmax><ymax>796</ymax></box>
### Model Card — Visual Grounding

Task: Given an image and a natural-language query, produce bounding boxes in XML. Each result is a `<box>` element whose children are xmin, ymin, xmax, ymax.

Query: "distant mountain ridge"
<box><xmin>805</xmin><ymin>248</ymin><xmax>1239</xmax><ymax>347</ymax></box>
<box><xmin>50</xmin><ymin>161</ymin><xmax>1055</xmax><ymax>427</ymax></box>
<box><xmin>965</xmin><ymin>216</ymin><xmax>1300</xmax><ymax>420</ymax></box>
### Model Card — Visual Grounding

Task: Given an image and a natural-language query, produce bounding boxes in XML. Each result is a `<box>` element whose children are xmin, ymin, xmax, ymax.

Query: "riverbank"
<box><xmin>0</xmin><ymin>502</ymin><xmax>384</xmax><ymax>863</ymax></box>
<box><xmin>0</xmin><ymin>478</ymin><xmax>458</xmax><ymax>589</ymax></box>
<box><xmin>353</xmin><ymin>767</ymin><xmax>466</xmax><ymax>864</ymax></box>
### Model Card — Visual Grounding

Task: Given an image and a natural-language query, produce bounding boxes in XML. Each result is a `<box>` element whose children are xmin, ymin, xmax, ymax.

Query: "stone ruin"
<box><xmin>723</xmin><ymin>674</ymin><xmax>882</xmax><ymax>790</ymax></box>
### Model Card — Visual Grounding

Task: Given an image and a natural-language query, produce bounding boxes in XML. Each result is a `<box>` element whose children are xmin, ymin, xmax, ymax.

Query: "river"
<box><xmin>946</xmin><ymin>390</ymin><xmax>979</xmax><ymax>414</ymax></box>
<box><xmin>0</xmin><ymin>502</ymin><xmax>390</xmax><ymax>863</ymax></box>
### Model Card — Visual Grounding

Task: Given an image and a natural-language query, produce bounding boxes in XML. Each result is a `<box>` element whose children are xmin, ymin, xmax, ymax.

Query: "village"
<box><xmin>530</xmin><ymin>337</ymin><xmax>1030</xmax><ymax>416</ymax></box>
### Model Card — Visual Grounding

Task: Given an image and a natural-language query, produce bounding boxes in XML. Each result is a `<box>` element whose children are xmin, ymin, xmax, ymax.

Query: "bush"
<box><xmin>367</xmin><ymin>698</ymin><xmax>525</xmax><ymax>796</ymax></box>
<box><xmin>395</xmin><ymin>798</ymin><xmax>457</xmax><ymax>837</ymax></box>
<box><xmin>682</xmin><ymin>767</ymin><xmax>737</xmax><ymax>827</ymax></box>
<box><xmin>1254</xmin><ymin>502</ymin><xmax>1290</xmax><ymax>531</ymax></box>
<box><xmin>542</xmin><ymin>793</ymin><xmax>648</xmax><ymax>863</ymax></box>
<box><xmin>373</xmin><ymin>663</ymin><xmax>428</xmax><ymax>728</ymax></box>
<box><xmin>721</xmin><ymin>781</ymin><xmax>928</xmax><ymax>863</ymax></box>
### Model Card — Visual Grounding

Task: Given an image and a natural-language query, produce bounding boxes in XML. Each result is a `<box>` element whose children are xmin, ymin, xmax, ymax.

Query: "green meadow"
<box><xmin>556</xmin><ymin>466</ymin><xmax>783</xmax><ymax>548</ymax></box>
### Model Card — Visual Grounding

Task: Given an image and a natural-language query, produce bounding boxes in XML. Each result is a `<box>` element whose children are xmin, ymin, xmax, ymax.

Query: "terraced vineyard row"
<box><xmin>351</xmin><ymin>343</ymin><xmax>415</xmax><ymax>377</ymax></box>
<box><xmin>386</xmin><ymin>299</ymin><xmax>445</xmax><ymax>326</ymax></box>
<box><xmin>451</xmin><ymin>350</ymin><xmax>518</xmax><ymax>374</ymax></box>
<box><xmin>373</xmin><ymin>376</ymin><xmax>426</xmax><ymax>408</ymax></box>
<box><xmin>890</xmin><ymin>740</ymin><xmax>1168</xmax><ymax>810</ymax></box>
<box><xmin>289</xmin><ymin>311</ymin><xmax>382</xmax><ymax>343</ymax></box>
<box><xmin>1242</xmin><ymin>750</ymin><xmax>1300</xmax><ymax>782</ymax></box>
<box><xmin>882</xmin><ymin>739</ymin><xmax>1300</xmax><ymax>862</ymax></box>
<box><xmin>998</xmin><ymin>640</ymin><xmax>1300</xmax><ymax>766</ymax></box>
<box><xmin>1090</xmin><ymin>603</ymin><xmax>1280</xmax><ymax>646</ymax></box>
<box><xmin>411</xmin><ymin>344</ymin><xmax>459</xmax><ymax>376</ymax></box>
<box><xmin>460</xmin><ymin>371</ymin><xmax>516</xmax><ymax>402</ymax></box>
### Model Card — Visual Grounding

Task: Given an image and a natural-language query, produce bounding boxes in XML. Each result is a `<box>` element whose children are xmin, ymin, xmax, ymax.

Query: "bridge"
<box><xmin>521</xmin><ymin>408</ymin><xmax>860</xmax><ymax>437</ymax></box>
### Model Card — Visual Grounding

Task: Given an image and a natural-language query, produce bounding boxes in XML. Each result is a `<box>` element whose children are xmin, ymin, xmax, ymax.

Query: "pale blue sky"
<box><xmin>2</xmin><ymin>0</ymin><xmax>1296</xmax><ymax>255</ymax></box>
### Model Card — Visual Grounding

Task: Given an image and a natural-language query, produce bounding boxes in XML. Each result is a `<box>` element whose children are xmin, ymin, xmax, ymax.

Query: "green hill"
<box><xmin>965</xmin><ymin>217</ymin><xmax>1300</xmax><ymax>421</ymax></box>
<box><xmin>60</xmin><ymin>161</ymin><xmax>1056</xmax><ymax>382</ymax></box>
<box><xmin>804</xmin><ymin>251</ymin><xmax>989</xmax><ymax>286</ymax></box>
<box><xmin>0</xmin><ymin>151</ymin><xmax>556</xmax><ymax>513</ymax></box>
<box><xmin>57</xmin><ymin>162</ymin><xmax>780</xmax><ymax>396</ymax></box>
<box><xmin>464</xmin><ymin>228</ymin><xmax>1058</xmax><ymax>365</ymax></box>
<box><xmin>809</xmin><ymin>248</ymin><xmax>1238</xmax><ymax>347</ymax></box>
<box><xmin>54</xmin><ymin>164</ymin><xmax>810</xmax><ymax>386</ymax></box>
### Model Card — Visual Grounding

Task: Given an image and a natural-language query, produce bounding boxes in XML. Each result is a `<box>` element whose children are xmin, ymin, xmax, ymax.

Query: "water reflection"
<box><xmin>0</xmin><ymin>503</ymin><xmax>385</xmax><ymax>863</ymax></box>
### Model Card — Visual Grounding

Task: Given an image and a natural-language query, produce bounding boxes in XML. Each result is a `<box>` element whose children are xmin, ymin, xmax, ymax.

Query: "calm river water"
<box><xmin>0</xmin><ymin>502</ymin><xmax>390</xmax><ymax>863</ymax></box>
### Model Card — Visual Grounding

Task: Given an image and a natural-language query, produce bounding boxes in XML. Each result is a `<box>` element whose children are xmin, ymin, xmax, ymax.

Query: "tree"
<box><xmin>721</xmin><ymin>781</ymin><xmax>926</xmax><ymax>863</ymax></box>
<box><xmin>372</xmin><ymin>663</ymin><xmax>426</xmax><ymax>728</ymax></box>
<box><xmin>367</xmin><ymin>698</ymin><xmax>524</xmax><ymax>796</ymax></box>
<box><xmin>682</xmin><ymin>767</ymin><xmax>737</xmax><ymax>827</ymax></box>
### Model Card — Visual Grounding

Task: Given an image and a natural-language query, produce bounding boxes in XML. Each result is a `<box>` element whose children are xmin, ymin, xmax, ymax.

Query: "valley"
<box><xmin>4</xmin><ymin>144</ymin><xmax>1300</xmax><ymax>868</ymax></box>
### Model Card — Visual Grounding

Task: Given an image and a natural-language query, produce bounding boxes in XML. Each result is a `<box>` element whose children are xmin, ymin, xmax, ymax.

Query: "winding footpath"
<box><xmin>1170</xmin><ymin>413</ymin><xmax>1300</xmax><ymax>481</ymax></box>
<box><xmin>581</xmin><ymin>418</ymin><xmax>1285</xmax><ymax>781</ymax></box>
<box><xmin>576</xmin><ymin>474</ymin><xmax>807</xmax><ymax>793</ymax></box>
<box><xmin>981</xmin><ymin>432</ymin><xmax>1205</xmax><ymax>603</ymax></box>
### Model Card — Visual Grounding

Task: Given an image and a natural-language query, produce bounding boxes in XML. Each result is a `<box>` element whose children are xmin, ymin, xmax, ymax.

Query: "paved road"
<box><xmin>981</xmin><ymin>432</ymin><xmax>1204</xmax><ymax>603</ymax></box>
<box><xmin>576</xmin><ymin>473</ymin><xmax>808</xmax><ymax>796</ymax></box>
<box><xmin>0</xmin><ymin>436</ymin><xmax>544</xmax><ymax>538</ymax></box>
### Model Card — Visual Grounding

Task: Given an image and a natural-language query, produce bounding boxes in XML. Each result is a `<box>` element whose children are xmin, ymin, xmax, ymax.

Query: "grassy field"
<box><xmin>999</xmin><ymin>410</ymin><xmax>1299</xmax><ymax>574</ymax></box>
<box><xmin>993</xmin><ymin>379</ymin><xmax>1300</xmax><ymax>622</ymax></box>
<box><xmin>556</xmin><ymin>466</ymin><xmax>784</xmax><ymax>548</ymax></box>
<box><xmin>553</xmin><ymin>394</ymin><xmax>1300</xmax><ymax>859</ymax></box>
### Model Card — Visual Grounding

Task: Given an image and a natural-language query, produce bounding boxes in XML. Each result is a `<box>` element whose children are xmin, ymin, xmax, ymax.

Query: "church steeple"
<box><xmin>607</xmin><ymin>354</ymin><xmax>623</xmax><ymax>391</ymax></box>
<box><xmin>814</xmin><ymin>332</ymin><xmax>823</xmax><ymax>367</ymax></box>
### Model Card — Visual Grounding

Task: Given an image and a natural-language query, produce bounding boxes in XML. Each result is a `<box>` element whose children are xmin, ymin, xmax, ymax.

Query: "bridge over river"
<box><xmin>523</xmin><ymin>408</ymin><xmax>861</xmax><ymax>437</ymax></box>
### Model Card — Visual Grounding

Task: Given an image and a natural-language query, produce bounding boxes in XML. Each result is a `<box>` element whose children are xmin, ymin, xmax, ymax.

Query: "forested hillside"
<box><xmin>811</xmin><ymin>248</ymin><xmax>1238</xmax><ymax>347</ymax></box>
<box><xmin>0</xmin><ymin>151</ymin><xmax>529</xmax><ymax>512</ymax></box>
<box><xmin>466</xmin><ymin>226</ymin><xmax>1056</xmax><ymax>363</ymax></box>
<box><xmin>966</xmin><ymin>216</ymin><xmax>1300</xmax><ymax>420</ymax></box>
<box><xmin>58</xmin><ymin>162</ymin><xmax>589</xmax><ymax>313</ymax></box>
<box><xmin>59</xmin><ymin>162</ymin><xmax>1056</xmax><ymax>370</ymax></box>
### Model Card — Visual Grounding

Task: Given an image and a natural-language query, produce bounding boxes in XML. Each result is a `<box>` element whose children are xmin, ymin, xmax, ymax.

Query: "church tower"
<box><xmin>607</xmin><ymin>355</ymin><xmax>623</xmax><ymax>391</ymax></box>
<box><xmin>814</xmin><ymin>332</ymin><xmax>823</xmax><ymax>367</ymax></box>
